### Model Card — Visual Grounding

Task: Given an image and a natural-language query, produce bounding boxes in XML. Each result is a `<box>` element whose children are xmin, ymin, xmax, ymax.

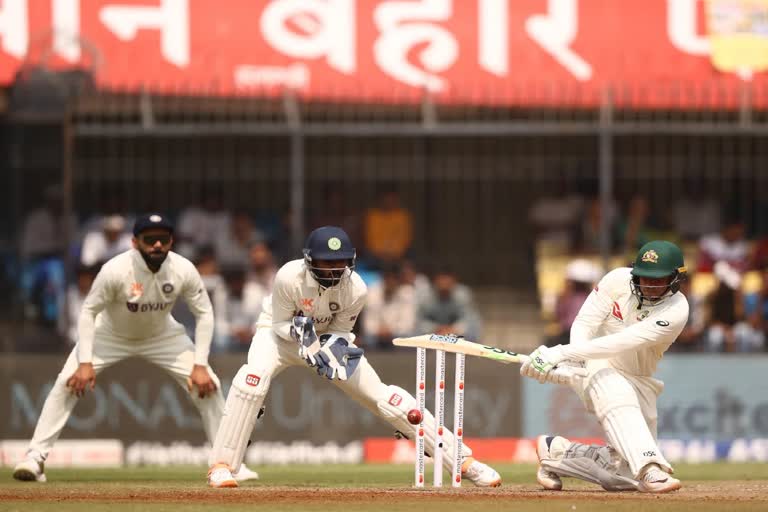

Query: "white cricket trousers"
<box><xmin>27</xmin><ymin>331</ymin><xmax>224</xmax><ymax>458</ymax></box>
<box><xmin>211</xmin><ymin>328</ymin><xmax>472</xmax><ymax>470</ymax></box>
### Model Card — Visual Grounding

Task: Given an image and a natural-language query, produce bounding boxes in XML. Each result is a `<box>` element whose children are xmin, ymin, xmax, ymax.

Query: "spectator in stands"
<box><xmin>670</xmin><ymin>272</ymin><xmax>706</xmax><ymax>352</ymax></box>
<box><xmin>364</xmin><ymin>188</ymin><xmax>413</xmax><ymax>269</ymax></box>
<box><xmin>195</xmin><ymin>246</ymin><xmax>227</xmax><ymax>317</ymax></box>
<box><xmin>703</xmin><ymin>261</ymin><xmax>761</xmax><ymax>352</ymax></box>
<box><xmin>19</xmin><ymin>185</ymin><xmax>76</xmax><ymax>326</ymax></box>
<box><xmin>246</xmin><ymin>241</ymin><xmax>277</xmax><ymax>293</ymax></box>
<box><xmin>79</xmin><ymin>214</ymin><xmax>132</xmax><ymax>266</ymax></box>
<box><xmin>363</xmin><ymin>262</ymin><xmax>417</xmax><ymax>349</ymax></box>
<box><xmin>19</xmin><ymin>185</ymin><xmax>76</xmax><ymax>262</ymax></box>
<box><xmin>401</xmin><ymin>259</ymin><xmax>430</xmax><ymax>303</ymax></box>
<box><xmin>216</xmin><ymin>266</ymin><xmax>266</xmax><ymax>352</ymax></box>
<box><xmin>310</xmin><ymin>187</ymin><xmax>362</xmax><ymax>246</ymax></box>
<box><xmin>619</xmin><ymin>195</ymin><xmax>655</xmax><ymax>255</ymax></box>
<box><xmin>697</xmin><ymin>220</ymin><xmax>750</xmax><ymax>273</ymax></box>
<box><xmin>528</xmin><ymin>183</ymin><xmax>584</xmax><ymax>252</ymax></box>
<box><xmin>416</xmin><ymin>266</ymin><xmax>481</xmax><ymax>341</ymax></box>
<box><xmin>673</xmin><ymin>180</ymin><xmax>721</xmax><ymax>241</ymax></box>
<box><xmin>546</xmin><ymin>259</ymin><xmax>601</xmax><ymax>347</ymax></box>
<box><xmin>575</xmin><ymin>196</ymin><xmax>621</xmax><ymax>255</ymax></box>
<box><xmin>738</xmin><ymin>266</ymin><xmax>768</xmax><ymax>352</ymax></box>
<box><xmin>59</xmin><ymin>264</ymin><xmax>99</xmax><ymax>346</ymax></box>
<box><xmin>176</xmin><ymin>197</ymin><xmax>229</xmax><ymax>259</ymax></box>
<box><xmin>214</xmin><ymin>211</ymin><xmax>265</xmax><ymax>270</ymax></box>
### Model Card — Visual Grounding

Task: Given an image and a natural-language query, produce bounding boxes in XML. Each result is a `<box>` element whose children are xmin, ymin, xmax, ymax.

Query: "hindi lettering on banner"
<box><xmin>0</xmin><ymin>0</ymin><xmax>765</xmax><ymax>107</ymax></box>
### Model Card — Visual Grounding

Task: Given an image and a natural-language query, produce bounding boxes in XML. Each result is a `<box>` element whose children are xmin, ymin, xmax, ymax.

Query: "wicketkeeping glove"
<box><xmin>290</xmin><ymin>316</ymin><xmax>321</xmax><ymax>366</ymax></box>
<box><xmin>314</xmin><ymin>334</ymin><xmax>364</xmax><ymax>381</ymax></box>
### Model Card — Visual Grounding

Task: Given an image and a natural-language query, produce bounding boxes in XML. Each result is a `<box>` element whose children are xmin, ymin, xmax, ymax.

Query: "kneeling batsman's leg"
<box><xmin>538</xmin><ymin>436</ymin><xmax>637</xmax><ymax>491</ymax></box>
<box><xmin>209</xmin><ymin>365</ymin><xmax>271</xmax><ymax>471</ymax></box>
<box><xmin>587</xmin><ymin>368</ymin><xmax>672</xmax><ymax>478</ymax></box>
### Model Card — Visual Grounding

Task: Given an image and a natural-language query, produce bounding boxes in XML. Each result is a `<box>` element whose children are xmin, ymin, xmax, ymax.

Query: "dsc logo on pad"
<box><xmin>245</xmin><ymin>374</ymin><xmax>261</xmax><ymax>387</ymax></box>
<box><xmin>389</xmin><ymin>394</ymin><xmax>403</xmax><ymax>406</ymax></box>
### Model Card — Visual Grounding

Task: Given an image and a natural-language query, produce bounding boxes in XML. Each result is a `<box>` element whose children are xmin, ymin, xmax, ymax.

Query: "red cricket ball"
<box><xmin>407</xmin><ymin>409</ymin><xmax>423</xmax><ymax>425</ymax></box>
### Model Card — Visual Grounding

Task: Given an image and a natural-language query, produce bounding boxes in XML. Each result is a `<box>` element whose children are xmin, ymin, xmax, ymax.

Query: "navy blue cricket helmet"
<box><xmin>303</xmin><ymin>226</ymin><xmax>356</xmax><ymax>288</ymax></box>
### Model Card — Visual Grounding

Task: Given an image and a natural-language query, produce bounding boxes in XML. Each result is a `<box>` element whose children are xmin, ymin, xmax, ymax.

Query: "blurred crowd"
<box><xmin>12</xmin><ymin>187</ymin><xmax>482</xmax><ymax>353</ymax></box>
<box><xmin>535</xmin><ymin>191</ymin><xmax>768</xmax><ymax>353</ymax></box>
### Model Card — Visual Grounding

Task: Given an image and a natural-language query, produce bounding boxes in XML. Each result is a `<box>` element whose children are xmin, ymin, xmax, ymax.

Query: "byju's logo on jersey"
<box><xmin>126</xmin><ymin>302</ymin><xmax>172</xmax><ymax>313</ymax></box>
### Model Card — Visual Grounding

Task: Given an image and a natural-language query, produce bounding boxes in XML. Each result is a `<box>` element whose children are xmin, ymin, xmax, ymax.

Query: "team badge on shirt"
<box><xmin>131</xmin><ymin>283</ymin><xmax>143</xmax><ymax>296</ymax></box>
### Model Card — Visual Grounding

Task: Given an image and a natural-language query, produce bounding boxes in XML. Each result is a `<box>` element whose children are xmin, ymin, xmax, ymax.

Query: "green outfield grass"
<box><xmin>1</xmin><ymin>463</ymin><xmax>767</xmax><ymax>512</ymax></box>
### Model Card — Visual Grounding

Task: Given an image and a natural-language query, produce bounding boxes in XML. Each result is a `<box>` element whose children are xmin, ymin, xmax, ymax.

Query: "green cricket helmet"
<box><xmin>630</xmin><ymin>240</ymin><xmax>687</xmax><ymax>304</ymax></box>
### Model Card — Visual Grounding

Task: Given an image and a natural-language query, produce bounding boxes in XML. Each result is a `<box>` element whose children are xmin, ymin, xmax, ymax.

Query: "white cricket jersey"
<box><xmin>560</xmin><ymin>267</ymin><xmax>689</xmax><ymax>377</ymax></box>
<box><xmin>77</xmin><ymin>249</ymin><xmax>214</xmax><ymax>365</ymax></box>
<box><xmin>257</xmin><ymin>259</ymin><xmax>367</xmax><ymax>342</ymax></box>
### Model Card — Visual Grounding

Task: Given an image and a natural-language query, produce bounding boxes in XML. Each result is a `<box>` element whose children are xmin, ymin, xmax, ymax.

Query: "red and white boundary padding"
<box><xmin>415</xmin><ymin>347</ymin><xmax>427</xmax><ymax>488</ymax></box>
<box><xmin>433</xmin><ymin>349</ymin><xmax>446</xmax><ymax>487</ymax></box>
<box><xmin>452</xmin><ymin>353</ymin><xmax>466</xmax><ymax>487</ymax></box>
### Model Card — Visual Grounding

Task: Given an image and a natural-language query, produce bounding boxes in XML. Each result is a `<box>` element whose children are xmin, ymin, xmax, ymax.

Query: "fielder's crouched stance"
<box><xmin>12</xmin><ymin>214</ymin><xmax>257</xmax><ymax>483</ymax></box>
<box><xmin>207</xmin><ymin>226</ymin><xmax>502</xmax><ymax>488</ymax></box>
<box><xmin>520</xmin><ymin>241</ymin><xmax>689</xmax><ymax>493</ymax></box>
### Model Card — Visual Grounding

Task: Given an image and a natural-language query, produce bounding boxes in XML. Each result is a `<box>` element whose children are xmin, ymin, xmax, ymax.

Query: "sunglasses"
<box><xmin>140</xmin><ymin>234</ymin><xmax>172</xmax><ymax>245</ymax></box>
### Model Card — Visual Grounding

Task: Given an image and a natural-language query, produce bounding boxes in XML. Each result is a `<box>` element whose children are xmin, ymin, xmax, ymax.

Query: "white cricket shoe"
<box><xmin>638</xmin><ymin>464</ymin><xmax>681</xmax><ymax>493</ymax></box>
<box><xmin>536</xmin><ymin>435</ymin><xmax>563</xmax><ymax>491</ymax></box>
<box><xmin>233</xmin><ymin>463</ymin><xmax>259</xmax><ymax>482</ymax></box>
<box><xmin>12</xmin><ymin>451</ymin><xmax>47</xmax><ymax>483</ymax></box>
<box><xmin>207</xmin><ymin>463</ymin><xmax>238</xmax><ymax>488</ymax></box>
<box><xmin>461</xmin><ymin>458</ymin><xmax>502</xmax><ymax>487</ymax></box>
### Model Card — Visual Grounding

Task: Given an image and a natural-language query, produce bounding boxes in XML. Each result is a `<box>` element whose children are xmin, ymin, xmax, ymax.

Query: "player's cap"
<box><xmin>303</xmin><ymin>226</ymin><xmax>355</xmax><ymax>260</ymax></box>
<box><xmin>133</xmin><ymin>213</ymin><xmax>174</xmax><ymax>237</ymax></box>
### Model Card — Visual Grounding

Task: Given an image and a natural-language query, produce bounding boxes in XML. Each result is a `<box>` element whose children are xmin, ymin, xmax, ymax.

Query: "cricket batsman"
<box><xmin>520</xmin><ymin>240</ymin><xmax>689</xmax><ymax>493</ymax></box>
<box><xmin>206</xmin><ymin>226</ymin><xmax>502</xmax><ymax>488</ymax></box>
<box><xmin>13</xmin><ymin>213</ymin><xmax>258</xmax><ymax>482</ymax></box>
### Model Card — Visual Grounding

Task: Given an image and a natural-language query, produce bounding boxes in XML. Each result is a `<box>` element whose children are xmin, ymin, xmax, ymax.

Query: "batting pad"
<box><xmin>377</xmin><ymin>385</ymin><xmax>472</xmax><ymax>473</ymax></box>
<box><xmin>209</xmin><ymin>365</ymin><xmax>271</xmax><ymax>469</ymax></box>
<box><xmin>586</xmin><ymin>368</ymin><xmax>672</xmax><ymax>477</ymax></box>
<box><xmin>541</xmin><ymin>441</ymin><xmax>637</xmax><ymax>491</ymax></box>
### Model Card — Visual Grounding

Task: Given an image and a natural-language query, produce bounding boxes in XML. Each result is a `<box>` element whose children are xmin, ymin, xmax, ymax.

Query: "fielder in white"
<box><xmin>207</xmin><ymin>226</ymin><xmax>502</xmax><ymax>488</ymax></box>
<box><xmin>520</xmin><ymin>240</ymin><xmax>689</xmax><ymax>493</ymax></box>
<box><xmin>13</xmin><ymin>213</ymin><xmax>258</xmax><ymax>483</ymax></box>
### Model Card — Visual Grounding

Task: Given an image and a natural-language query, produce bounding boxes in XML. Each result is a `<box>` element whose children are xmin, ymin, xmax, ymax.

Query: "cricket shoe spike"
<box><xmin>638</xmin><ymin>464</ymin><xmax>681</xmax><ymax>494</ymax></box>
<box><xmin>536</xmin><ymin>435</ymin><xmax>563</xmax><ymax>491</ymax></box>
<box><xmin>208</xmin><ymin>463</ymin><xmax>238</xmax><ymax>488</ymax></box>
<box><xmin>12</xmin><ymin>451</ymin><xmax>46</xmax><ymax>483</ymax></box>
<box><xmin>461</xmin><ymin>458</ymin><xmax>502</xmax><ymax>487</ymax></box>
